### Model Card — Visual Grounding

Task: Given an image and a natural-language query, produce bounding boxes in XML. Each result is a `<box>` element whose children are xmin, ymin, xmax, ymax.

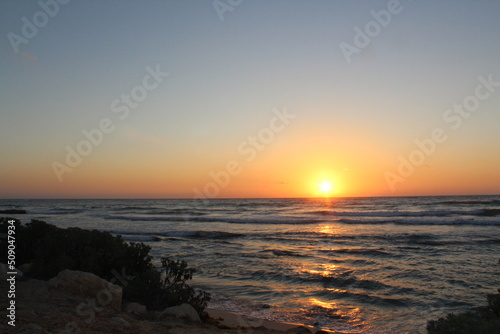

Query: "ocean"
<box><xmin>2</xmin><ymin>196</ymin><xmax>500</xmax><ymax>333</ymax></box>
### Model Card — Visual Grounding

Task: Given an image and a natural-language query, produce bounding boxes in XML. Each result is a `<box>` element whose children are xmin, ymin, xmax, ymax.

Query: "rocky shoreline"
<box><xmin>1</xmin><ymin>269</ymin><xmax>334</xmax><ymax>334</ymax></box>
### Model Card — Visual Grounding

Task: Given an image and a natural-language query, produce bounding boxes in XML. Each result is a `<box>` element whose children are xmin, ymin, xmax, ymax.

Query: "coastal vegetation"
<box><xmin>427</xmin><ymin>285</ymin><xmax>500</xmax><ymax>333</ymax></box>
<box><xmin>0</xmin><ymin>218</ymin><xmax>210</xmax><ymax>317</ymax></box>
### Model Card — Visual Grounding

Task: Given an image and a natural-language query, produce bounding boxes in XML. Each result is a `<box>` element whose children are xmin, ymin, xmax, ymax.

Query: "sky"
<box><xmin>1</xmin><ymin>0</ymin><xmax>499</xmax><ymax>199</ymax></box>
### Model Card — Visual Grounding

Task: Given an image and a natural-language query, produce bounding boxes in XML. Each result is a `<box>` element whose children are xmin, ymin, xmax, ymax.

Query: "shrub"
<box><xmin>427</xmin><ymin>288</ymin><xmax>500</xmax><ymax>334</ymax></box>
<box><xmin>159</xmin><ymin>258</ymin><xmax>211</xmax><ymax>316</ymax></box>
<box><xmin>0</xmin><ymin>217</ymin><xmax>210</xmax><ymax>317</ymax></box>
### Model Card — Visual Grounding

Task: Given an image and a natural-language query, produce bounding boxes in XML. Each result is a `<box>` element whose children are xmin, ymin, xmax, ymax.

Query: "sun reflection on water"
<box><xmin>300</xmin><ymin>263</ymin><xmax>339</xmax><ymax>278</ymax></box>
<box><xmin>308</xmin><ymin>297</ymin><xmax>335</xmax><ymax>309</ymax></box>
<box><xmin>319</xmin><ymin>224</ymin><xmax>336</xmax><ymax>235</ymax></box>
<box><xmin>303</xmin><ymin>297</ymin><xmax>367</xmax><ymax>332</ymax></box>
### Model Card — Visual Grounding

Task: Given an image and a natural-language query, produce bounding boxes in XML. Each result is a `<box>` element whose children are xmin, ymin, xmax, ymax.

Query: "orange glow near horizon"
<box><xmin>1</xmin><ymin>126</ymin><xmax>500</xmax><ymax>198</ymax></box>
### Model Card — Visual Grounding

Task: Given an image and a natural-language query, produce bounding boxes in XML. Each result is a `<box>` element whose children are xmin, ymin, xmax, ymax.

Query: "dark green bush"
<box><xmin>159</xmin><ymin>258</ymin><xmax>211</xmax><ymax>316</ymax></box>
<box><xmin>427</xmin><ymin>288</ymin><xmax>500</xmax><ymax>334</ymax></box>
<box><xmin>0</xmin><ymin>217</ymin><xmax>210</xmax><ymax>317</ymax></box>
<box><xmin>0</xmin><ymin>218</ymin><xmax>58</xmax><ymax>266</ymax></box>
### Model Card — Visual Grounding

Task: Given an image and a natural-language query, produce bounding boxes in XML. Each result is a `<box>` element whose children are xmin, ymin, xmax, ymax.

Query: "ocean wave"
<box><xmin>480</xmin><ymin>209</ymin><xmax>500</xmax><ymax>216</ymax></box>
<box><xmin>261</xmin><ymin>236</ymin><xmax>314</xmax><ymax>243</ymax></box>
<box><xmin>433</xmin><ymin>199</ymin><xmax>500</xmax><ymax>206</ymax></box>
<box><xmin>323</xmin><ymin>289</ymin><xmax>412</xmax><ymax>307</ymax></box>
<box><xmin>474</xmin><ymin>238</ymin><xmax>500</xmax><ymax>245</ymax></box>
<box><xmin>338</xmin><ymin>218</ymin><xmax>500</xmax><ymax>226</ymax></box>
<box><xmin>259</xmin><ymin>249</ymin><xmax>307</xmax><ymax>257</ymax></box>
<box><xmin>244</xmin><ymin>268</ymin><xmax>391</xmax><ymax>292</ymax></box>
<box><xmin>177</xmin><ymin>231</ymin><xmax>245</xmax><ymax>239</ymax></box>
<box><xmin>103</xmin><ymin>215</ymin><xmax>183</xmax><ymax>222</ymax></box>
<box><xmin>199</xmin><ymin>217</ymin><xmax>324</xmax><ymax>225</ymax></box>
<box><xmin>319</xmin><ymin>248</ymin><xmax>392</xmax><ymax>257</ymax></box>
<box><xmin>104</xmin><ymin>212</ymin><xmax>500</xmax><ymax>225</ymax></box>
<box><xmin>322</xmin><ymin>209</ymin><xmax>500</xmax><ymax>218</ymax></box>
<box><xmin>102</xmin><ymin>214</ymin><xmax>324</xmax><ymax>225</ymax></box>
<box><xmin>109</xmin><ymin>229</ymin><xmax>245</xmax><ymax>240</ymax></box>
<box><xmin>112</xmin><ymin>206</ymin><xmax>154</xmax><ymax>211</ymax></box>
<box><xmin>304</xmin><ymin>272</ymin><xmax>357</xmax><ymax>288</ymax></box>
<box><xmin>32</xmin><ymin>208</ymin><xmax>85</xmax><ymax>215</ymax></box>
<box><xmin>112</xmin><ymin>206</ymin><xmax>207</xmax><ymax>216</ymax></box>
<box><xmin>120</xmin><ymin>235</ymin><xmax>163</xmax><ymax>242</ymax></box>
<box><xmin>0</xmin><ymin>209</ymin><xmax>26</xmax><ymax>214</ymax></box>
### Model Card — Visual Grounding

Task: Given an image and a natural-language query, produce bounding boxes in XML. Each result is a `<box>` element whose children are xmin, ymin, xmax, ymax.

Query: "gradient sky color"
<box><xmin>1</xmin><ymin>0</ymin><xmax>499</xmax><ymax>199</ymax></box>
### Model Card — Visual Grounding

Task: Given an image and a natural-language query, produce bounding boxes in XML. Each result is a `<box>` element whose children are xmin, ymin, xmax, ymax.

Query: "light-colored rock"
<box><xmin>48</xmin><ymin>270</ymin><xmax>122</xmax><ymax>312</ymax></box>
<box><xmin>125</xmin><ymin>302</ymin><xmax>147</xmax><ymax>316</ymax></box>
<box><xmin>159</xmin><ymin>303</ymin><xmax>201</xmax><ymax>322</ymax></box>
<box><xmin>179</xmin><ymin>303</ymin><xmax>200</xmax><ymax>322</ymax></box>
<box><xmin>18</xmin><ymin>263</ymin><xmax>33</xmax><ymax>274</ymax></box>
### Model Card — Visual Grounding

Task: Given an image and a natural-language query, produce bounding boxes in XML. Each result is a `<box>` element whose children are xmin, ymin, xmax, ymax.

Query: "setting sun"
<box><xmin>319</xmin><ymin>181</ymin><xmax>333</xmax><ymax>196</ymax></box>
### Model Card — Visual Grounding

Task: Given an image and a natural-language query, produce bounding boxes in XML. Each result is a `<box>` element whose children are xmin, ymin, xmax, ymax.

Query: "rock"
<box><xmin>48</xmin><ymin>270</ymin><xmax>122</xmax><ymax>312</ymax></box>
<box><xmin>159</xmin><ymin>303</ymin><xmax>201</xmax><ymax>322</ymax></box>
<box><xmin>285</xmin><ymin>326</ymin><xmax>313</xmax><ymax>333</ymax></box>
<box><xmin>21</xmin><ymin>279</ymin><xmax>49</xmax><ymax>298</ymax></box>
<box><xmin>18</xmin><ymin>323</ymin><xmax>45</xmax><ymax>334</ymax></box>
<box><xmin>111</xmin><ymin>317</ymin><xmax>130</xmax><ymax>328</ymax></box>
<box><xmin>125</xmin><ymin>302</ymin><xmax>147</xmax><ymax>316</ymax></box>
<box><xmin>18</xmin><ymin>263</ymin><xmax>33</xmax><ymax>274</ymax></box>
<box><xmin>257</xmin><ymin>303</ymin><xmax>272</xmax><ymax>309</ymax></box>
<box><xmin>35</xmin><ymin>285</ymin><xmax>49</xmax><ymax>298</ymax></box>
<box><xmin>0</xmin><ymin>209</ymin><xmax>26</xmax><ymax>214</ymax></box>
<box><xmin>153</xmin><ymin>310</ymin><xmax>163</xmax><ymax>320</ymax></box>
<box><xmin>18</xmin><ymin>309</ymin><xmax>37</xmax><ymax>320</ymax></box>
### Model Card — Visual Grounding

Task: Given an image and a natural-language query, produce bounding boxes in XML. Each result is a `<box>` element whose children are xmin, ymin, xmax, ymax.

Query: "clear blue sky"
<box><xmin>1</xmin><ymin>0</ymin><xmax>499</xmax><ymax>198</ymax></box>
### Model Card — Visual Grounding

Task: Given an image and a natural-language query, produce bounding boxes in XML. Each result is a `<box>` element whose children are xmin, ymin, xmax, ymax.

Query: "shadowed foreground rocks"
<box><xmin>1</xmin><ymin>270</ymin><xmax>332</xmax><ymax>334</ymax></box>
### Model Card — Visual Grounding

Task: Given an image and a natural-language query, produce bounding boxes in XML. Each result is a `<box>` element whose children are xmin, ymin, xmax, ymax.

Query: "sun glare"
<box><xmin>319</xmin><ymin>181</ymin><xmax>333</xmax><ymax>196</ymax></box>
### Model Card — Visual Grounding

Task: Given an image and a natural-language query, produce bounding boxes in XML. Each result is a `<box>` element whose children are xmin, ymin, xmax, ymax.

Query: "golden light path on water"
<box><xmin>298</xmin><ymin>260</ymin><xmax>368</xmax><ymax>331</ymax></box>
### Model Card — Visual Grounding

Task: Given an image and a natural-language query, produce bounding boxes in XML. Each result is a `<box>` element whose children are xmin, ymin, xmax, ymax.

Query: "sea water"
<box><xmin>2</xmin><ymin>196</ymin><xmax>500</xmax><ymax>333</ymax></box>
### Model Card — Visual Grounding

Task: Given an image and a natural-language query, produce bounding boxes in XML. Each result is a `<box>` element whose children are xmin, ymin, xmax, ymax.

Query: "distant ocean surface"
<box><xmin>2</xmin><ymin>196</ymin><xmax>500</xmax><ymax>333</ymax></box>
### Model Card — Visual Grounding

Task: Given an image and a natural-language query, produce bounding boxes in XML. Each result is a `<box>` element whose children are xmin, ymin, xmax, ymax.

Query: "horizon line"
<box><xmin>1</xmin><ymin>194</ymin><xmax>499</xmax><ymax>201</ymax></box>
